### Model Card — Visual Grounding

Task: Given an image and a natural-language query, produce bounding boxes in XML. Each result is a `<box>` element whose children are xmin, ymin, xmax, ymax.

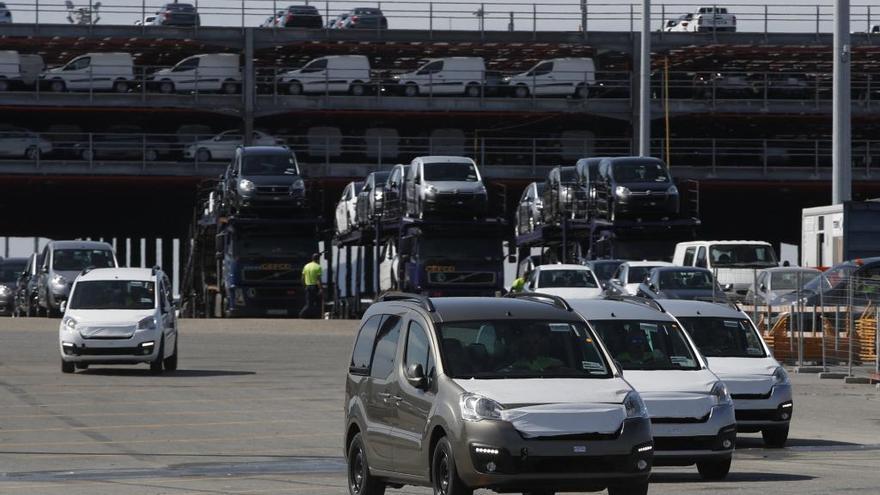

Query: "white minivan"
<box><xmin>396</xmin><ymin>57</ymin><xmax>485</xmax><ymax>97</ymax></box>
<box><xmin>673</xmin><ymin>240</ymin><xmax>778</xmax><ymax>300</ymax></box>
<box><xmin>506</xmin><ymin>57</ymin><xmax>596</xmax><ymax>98</ymax></box>
<box><xmin>0</xmin><ymin>50</ymin><xmax>21</xmax><ymax>91</ymax></box>
<box><xmin>151</xmin><ymin>53</ymin><xmax>241</xmax><ymax>94</ymax></box>
<box><xmin>279</xmin><ymin>55</ymin><xmax>371</xmax><ymax>96</ymax></box>
<box><xmin>43</xmin><ymin>52</ymin><xmax>134</xmax><ymax>93</ymax></box>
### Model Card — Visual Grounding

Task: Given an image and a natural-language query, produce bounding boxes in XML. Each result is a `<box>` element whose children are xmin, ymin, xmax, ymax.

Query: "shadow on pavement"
<box><xmin>736</xmin><ymin>437</ymin><xmax>864</xmax><ymax>449</ymax></box>
<box><xmin>650</xmin><ymin>472</ymin><xmax>815</xmax><ymax>483</ymax></box>
<box><xmin>78</xmin><ymin>368</ymin><xmax>256</xmax><ymax>377</ymax></box>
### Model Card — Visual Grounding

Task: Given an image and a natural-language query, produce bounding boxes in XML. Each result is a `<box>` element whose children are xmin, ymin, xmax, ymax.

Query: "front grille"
<box><xmin>242</xmin><ymin>269</ymin><xmax>299</xmax><ymax>282</ymax></box>
<box><xmin>735</xmin><ymin>409</ymin><xmax>779</xmax><ymax>421</ymax></box>
<box><xmin>76</xmin><ymin>346</ymin><xmax>142</xmax><ymax>356</ymax></box>
<box><xmin>514</xmin><ymin>454</ymin><xmax>629</xmax><ymax>474</ymax></box>
<box><xmin>78</xmin><ymin>326</ymin><xmax>136</xmax><ymax>340</ymax></box>
<box><xmin>732</xmin><ymin>392</ymin><xmax>772</xmax><ymax>400</ymax></box>
<box><xmin>521</xmin><ymin>429</ymin><xmax>622</xmax><ymax>442</ymax></box>
<box><xmin>256</xmin><ymin>185</ymin><xmax>290</xmax><ymax>195</ymax></box>
<box><xmin>653</xmin><ymin>435</ymin><xmax>717</xmax><ymax>451</ymax></box>
<box><xmin>651</xmin><ymin>413</ymin><xmax>710</xmax><ymax>424</ymax></box>
<box><xmin>427</xmin><ymin>272</ymin><xmax>496</xmax><ymax>285</ymax></box>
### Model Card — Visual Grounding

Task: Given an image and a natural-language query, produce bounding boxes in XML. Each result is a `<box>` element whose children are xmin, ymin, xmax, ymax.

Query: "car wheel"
<box><xmin>347</xmin><ymin>432</ymin><xmax>385</xmax><ymax>495</ymax></box>
<box><xmin>222</xmin><ymin>81</ymin><xmax>238</xmax><ymax>94</ymax></box>
<box><xmin>196</xmin><ymin>148</ymin><xmax>211</xmax><ymax>162</ymax></box>
<box><xmin>159</xmin><ymin>80</ymin><xmax>174</xmax><ymax>93</ymax></box>
<box><xmin>696</xmin><ymin>457</ymin><xmax>732</xmax><ymax>480</ymax></box>
<box><xmin>81</xmin><ymin>149</ymin><xmax>94</xmax><ymax>161</ymax></box>
<box><xmin>607</xmin><ymin>482</ymin><xmax>649</xmax><ymax>495</ymax></box>
<box><xmin>25</xmin><ymin>146</ymin><xmax>40</xmax><ymax>160</ymax></box>
<box><xmin>404</xmin><ymin>84</ymin><xmax>419</xmax><ymax>97</ymax></box>
<box><xmin>0</xmin><ymin>79</ymin><xmax>9</xmax><ymax>91</ymax></box>
<box><xmin>575</xmin><ymin>83</ymin><xmax>589</xmax><ymax>98</ymax></box>
<box><xmin>61</xmin><ymin>360</ymin><xmax>75</xmax><ymax>373</ymax></box>
<box><xmin>163</xmin><ymin>338</ymin><xmax>178</xmax><ymax>371</ymax></box>
<box><xmin>113</xmin><ymin>80</ymin><xmax>128</xmax><ymax>93</ymax></box>
<box><xmin>289</xmin><ymin>81</ymin><xmax>303</xmax><ymax>95</ymax></box>
<box><xmin>149</xmin><ymin>338</ymin><xmax>164</xmax><ymax>374</ymax></box>
<box><xmin>432</xmin><ymin>437</ymin><xmax>472</xmax><ymax>495</ymax></box>
<box><xmin>50</xmin><ymin>80</ymin><xmax>65</xmax><ymax>92</ymax></box>
<box><xmin>465</xmin><ymin>83</ymin><xmax>480</xmax><ymax>97</ymax></box>
<box><xmin>144</xmin><ymin>149</ymin><xmax>159</xmax><ymax>161</ymax></box>
<box><xmin>350</xmin><ymin>83</ymin><xmax>365</xmax><ymax>96</ymax></box>
<box><xmin>514</xmin><ymin>85</ymin><xmax>529</xmax><ymax>98</ymax></box>
<box><xmin>75</xmin><ymin>362</ymin><xmax>89</xmax><ymax>370</ymax></box>
<box><xmin>762</xmin><ymin>426</ymin><xmax>789</xmax><ymax>448</ymax></box>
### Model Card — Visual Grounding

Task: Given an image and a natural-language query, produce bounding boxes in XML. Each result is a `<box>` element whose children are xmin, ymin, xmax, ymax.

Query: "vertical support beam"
<box><xmin>243</xmin><ymin>28</ymin><xmax>256</xmax><ymax>145</ymax></box>
<box><xmin>833</xmin><ymin>0</ymin><xmax>852</xmax><ymax>204</ymax></box>
<box><xmin>639</xmin><ymin>0</ymin><xmax>651</xmax><ymax>157</ymax></box>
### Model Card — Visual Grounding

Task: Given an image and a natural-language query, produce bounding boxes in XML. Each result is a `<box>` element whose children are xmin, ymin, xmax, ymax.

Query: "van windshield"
<box><xmin>658</xmin><ymin>270</ymin><xmax>715</xmax><ymax>290</ymax></box>
<box><xmin>538</xmin><ymin>269</ymin><xmax>598</xmax><ymax>288</ymax></box>
<box><xmin>676</xmin><ymin>317</ymin><xmax>766</xmax><ymax>358</ymax></box>
<box><xmin>627</xmin><ymin>265</ymin><xmax>662</xmax><ymax>284</ymax></box>
<box><xmin>438</xmin><ymin>320</ymin><xmax>611</xmax><ymax>379</ymax></box>
<box><xmin>612</xmin><ymin>160</ymin><xmax>669</xmax><ymax>183</ymax></box>
<box><xmin>0</xmin><ymin>261</ymin><xmax>26</xmax><ymax>282</ymax></box>
<box><xmin>69</xmin><ymin>280</ymin><xmax>155</xmax><ymax>310</ymax></box>
<box><xmin>242</xmin><ymin>154</ymin><xmax>299</xmax><ymax>176</ymax></box>
<box><xmin>53</xmin><ymin>249</ymin><xmax>115</xmax><ymax>271</ymax></box>
<box><xmin>423</xmin><ymin>162</ymin><xmax>479</xmax><ymax>182</ymax></box>
<box><xmin>590</xmin><ymin>320</ymin><xmax>700</xmax><ymax>370</ymax></box>
<box><xmin>709</xmin><ymin>244</ymin><xmax>777</xmax><ymax>268</ymax></box>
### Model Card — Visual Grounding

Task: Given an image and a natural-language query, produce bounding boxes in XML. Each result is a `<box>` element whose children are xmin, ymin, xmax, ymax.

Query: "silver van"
<box><xmin>37</xmin><ymin>240</ymin><xmax>118</xmax><ymax>317</ymax></box>
<box><xmin>404</xmin><ymin>156</ymin><xmax>488</xmax><ymax>219</ymax></box>
<box><xmin>344</xmin><ymin>293</ymin><xmax>654</xmax><ymax>495</ymax></box>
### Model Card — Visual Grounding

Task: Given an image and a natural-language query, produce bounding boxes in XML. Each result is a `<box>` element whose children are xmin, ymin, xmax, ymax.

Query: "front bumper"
<box><xmin>650</xmin><ymin>404</ymin><xmax>736</xmax><ymax>466</ymax></box>
<box><xmin>423</xmin><ymin>193</ymin><xmax>488</xmax><ymax>215</ymax></box>
<box><xmin>732</xmin><ymin>384</ymin><xmax>793</xmax><ymax>433</ymax></box>
<box><xmin>59</xmin><ymin>329</ymin><xmax>161</xmax><ymax>364</ymax></box>
<box><xmin>454</xmin><ymin>417</ymin><xmax>653</xmax><ymax>491</ymax></box>
<box><xmin>237</xmin><ymin>190</ymin><xmax>307</xmax><ymax>211</ymax></box>
<box><xmin>616</xmin><ymin>194</ymin><xmax>679</xmax><ymax>218</ymax></box>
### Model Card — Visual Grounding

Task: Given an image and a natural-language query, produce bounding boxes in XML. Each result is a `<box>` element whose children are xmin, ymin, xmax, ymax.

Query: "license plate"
<box><xmin>266</xmin><ymin>309</ymin><xmax>288</xmax><ymax>316</ymax></box>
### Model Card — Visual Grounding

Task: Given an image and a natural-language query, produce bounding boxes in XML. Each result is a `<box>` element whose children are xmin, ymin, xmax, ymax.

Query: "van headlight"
<box><xmin>710</xmin><ymin>382</ymin><xmax>732</xmax><ymax>405</ymax></box>
<box><xmin>615</xmin><ymin>186</ymin><xmax>631</xmax><ymax>197</ymax></box>
<box><xmin>238</xmin><ymin>179</ymin><xmax>256</xmax><ymax>193</ymax></box>
<box><xmin>62</xmin><ymin>315</ymin><xmax>78</xmax><ymax>331</ymax></box>
<box><xmin>666</xmin><ymin>184</ymin><xmax>678</xmax><ymax>195</ymax></box>
<box><xmin>772</xmin><ymin>366</ymin><xmax>790</xmax><ymax>386</ymax></box>
<box><xmin>292</xmin><ymin>178</ymin><xmax>304</xmax><ymax>190</ymax></box>
<box><xmin>0</xmin><ymin>286</ymin><xmax>9</xmax><ymax>296</ymax></box>
<box><xmin>51</xmin><ymin>274</ymin><xmax>68</xmax><ymax>288</ymax></box>
<box><xmin>460</xmin><ymin>393</ymin><xmax>503</xmax><ymax>422</ymax></box>
<box><xmin>137</xmin><ymin>316</ymin><xmax>157</xmax><ymax>331</ymax></box>
<box><xmin>623</xmin><ymin>391</ymin><xmax>649</xmax><ymax>418</ymax></box>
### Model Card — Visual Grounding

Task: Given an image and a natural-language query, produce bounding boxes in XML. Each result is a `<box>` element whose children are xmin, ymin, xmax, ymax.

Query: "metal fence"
<box><xmin>6</xmin><ymin>1</ymin><xmax>880</xmax><ymax>35</ymax></box>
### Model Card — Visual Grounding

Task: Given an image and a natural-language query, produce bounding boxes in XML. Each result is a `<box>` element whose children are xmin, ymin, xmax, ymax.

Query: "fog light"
<box><xmin>781</xmin><ymin>412</ymin><xmax>790</xmax><ymax>420</ymax></box>
<box><xmin>485</xmin><ymin>461</ymin><xmax>496</xmax><ymax>472</ymax></box>
<box><xmin>636</xmin><ymin>459</ymin><xmax>648</xmax><ymax>471</ymax></box>
<box><xmin>722</xmin><ymin>439</ymin><xmax>733</xmax><ymax>449</ymax></box>
<box><xmin>637</xmin><ymin>445</ymin><xmax>653</xmax><ymax>453</ymax></box>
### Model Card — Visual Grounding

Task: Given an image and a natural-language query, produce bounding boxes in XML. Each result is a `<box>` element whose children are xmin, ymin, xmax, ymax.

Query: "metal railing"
<box><xmin>4</xmin><ymin>1</ymin><xmax>880</xmax><ymax>35</ymax></box>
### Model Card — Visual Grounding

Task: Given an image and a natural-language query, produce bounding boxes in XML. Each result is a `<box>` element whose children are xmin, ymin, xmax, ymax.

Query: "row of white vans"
<box><xmin>0</xmin><ymin>51</ymin><xmax>597</xmax><ymax>97</ymax></box>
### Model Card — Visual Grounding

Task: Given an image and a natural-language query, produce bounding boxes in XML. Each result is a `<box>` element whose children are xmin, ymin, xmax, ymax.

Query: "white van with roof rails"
<box><xmin>395</xmin><ymin>57</ymin><xmax>485</xmax><ymax>97</ymax></box>
<box><xmin>662</xmin><ymin>299</ymin><xmax>793</xmax><ymax>448</ymax></box>
<box><xmin>43</xmin><ymin>52</ymin><xmax>134</xmax><ymax>93</ymax></box>
<box><xmin>673</xmin><ymin>240</ymin><xmax>778</xmax><ymax>300</ymax></box>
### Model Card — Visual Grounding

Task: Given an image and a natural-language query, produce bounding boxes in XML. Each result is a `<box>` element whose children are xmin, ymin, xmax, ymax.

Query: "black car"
<box><xmin>154</xmin><ymin>2</ymin><xmax>200</xmax><ymax>27</ymax></box>
<box><xmin>13</xmin><ymin>253</ymin><xmax>43</xmax><ymax>317</ymax></box>
<box><xmin>541</xmin><ymin>166</ymin><xmax>589</xmax><ymax>223</ymax></box>
<box><xmin>356</xmin><ymin>170</ymin><xmax>391</xmax><ymax>226</ymax></box>
<box><xmin>0</xmin><ymin>257</ymin><xmax>27</xmax><ymax>316</ymax></box>
<box><xmin>594</xmin><ymin>157</ymin><xmax>680</xmax><ymax>221</ymax></box>
<box><xmin>636</xmin><ymin>266</ymin><xmax>727</xmax><ymax>302</ymax></box>
<box><xmin>341</xmin><ymin>7</ymin><xmax>388</xmax><ymax>29</ymax></box>
<box><xmin>222</xmin><ymin>146</ymin><xmax>306</xmax><ymax>215</ymax></box>
<box><xmin>277</xmin><ymin>5</ymin><xmax>323</xmax><ymax>28</ymax></box>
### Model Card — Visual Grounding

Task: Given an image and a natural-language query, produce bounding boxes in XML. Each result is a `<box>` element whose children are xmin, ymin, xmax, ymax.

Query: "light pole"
<box><xmin>639</xmin><ymin>0</ymin><xmax>651</xmax><ymax>157</ymax></box>
<box><xmin>832</xmin><ymin>0</ymin><xmax>852</xmax><ymax>204</ymax></box>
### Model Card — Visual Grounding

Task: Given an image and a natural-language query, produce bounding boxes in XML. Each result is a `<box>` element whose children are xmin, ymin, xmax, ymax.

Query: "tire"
<box><xmin>431</xmin><ymin>437</ymin><xmax>472</xmax><ymax>495</ymax></box>
<box><xmin>289</xmin><ymin>81</ymin><xmax>303</xmax><ymax>95</ymax></box>
<box><xmin>113</xmin><ymin>80</ymin><xmax>128</xmax><ymax>93</ymax></box>
<box><xmin>607</xmin><ymin>482</ymin><xmax>649</xmax><ymax>495</ymax></box>
<box><xmin>159</xmin><ymin>80</ymin><xmax>174</xmax><ymax>94</ymax></box>
<box><xmin>0</xmin><ymin>79</ymin><xmax>9</xmax><ymax>91</ymax></box>
<box><xmin>25</xmin><ymin>146</ymin><xmax>40</xmax><ymax>160</ymax></box>
<box><xmin>61</xmin><ymin>360</ymin><xmax>75</xmax><ymax>373</ymax></box>
<box><xmin>465</xmin><ymin>83</ymin><xmax>480</xmax><ymax>97</ymax></box>
<box><xmin>576</xmin><ymin>83</ymin><xmax>589</xmax><ymax>98</ymax></box>
<box><xmin>762</xmin><ymin>426</ymin><xmax>789</xmax><ymax>448</ymax></box>
<box><xmin>346</xmin><ymin>432</ymin><xmax>385</xmax><ymax>495</ymax></box>
<box><xmin>222</xmin><ymin>81</ymin><xmax>238</xmax><ymax>94</ymax></box>
<box><xmin>75</xmin><ymin>362</ymin><xmax>89</xmax><ymax>370</ymax></box>
<box><xmin>514</xmin><ymin>85</ymin><xmax>529</xmax><ymax>98</ymax></box>
<box><xmin>50</xmin><ymin>79</ymin><xmax>65</xmax><ymax>92</ymax></box>
<box><xmin>404</xmin><ymin>84</ymin><xmax>419</xmax><ymax>97</ymax></box>
<box><xmin>149</xmin><ymin>338</ymin><xmax>164</xmax><ymax>374</ymax></box>
<box><xmin>696</xmin><ymin>457</ymin><xmax>732</xmax><ymax>480</ymax></box>
<box><xmin>196</xmin><ymin>148</ymin><xmax>211</xmax><ymax>162</ymax></box>
<box><xmin>350</xmin><ymin>82</ymin><xmax>365</xmax><ymax>96</ymax></box>
<box><xmin>163</xmin><ymin>338</ymin><xmax>178</xmax><ymax>371</ymax></box>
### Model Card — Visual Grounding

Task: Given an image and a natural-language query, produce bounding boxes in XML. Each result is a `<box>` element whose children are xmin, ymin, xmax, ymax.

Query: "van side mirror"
<box><xmin>42</xmin><ymin>266</ymin><xmax>49</xmax><ymax>274</ymax></box>
<box><xmin>648</xmin><ymin>283</ymin><xmax>658</xmax><ymax>292</ymax></box>
<box><xmin>405</xmin><ymin>363</ymin><xmax>428</xmax><ymax>389</ymax></box>
<box><xmin>59</xmin><ymin>300</ymin><xmax>67</xmax><ymax>313</ymax></box>
<box><xmin>759</xmin><ymin>284</ymin><xmax>767</xmax><ymax>292</ymax></box>
<box><xmin>507</xmin><ymin>254</ymin><xmax>516</xmax><ymax>263</ymax></box>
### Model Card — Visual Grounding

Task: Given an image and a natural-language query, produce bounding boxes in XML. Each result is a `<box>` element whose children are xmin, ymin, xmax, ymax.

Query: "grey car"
<box><xmin>37</xmin><ymin>240</ymin><xmax>118</xmax><ymax>317</ymax></box>
<box><xmin>405</xmin><ymin>156</ymin><xmax>488</xmax><ymax>220</ymax></box>
<box><xmin>344</xmin><ymin>293</ymin><xmax>654</xmax><ymax>495</ymax></box>
<box><xmin>0</xmin><ymin>257</ymin><xmax>27</xmax><ymax>316</ymax></box>
<box><xmin>356</xmin><ymin>171</ymin><xmax>391</xmax><ymax>226</ymax></box>
<box><xmin>222</xmin><ymin>146</ymin><xmax>306</xmax><ymax>215</ymax></box>
<box><xmin>744</xmin><ymin>267</ymin><xmax>821</xmax><ymax>306</ymax></box>
<box><xmin>636</xmin><ymin>267</ymin><xmax>727</xmax><ymax>302</ymax></box>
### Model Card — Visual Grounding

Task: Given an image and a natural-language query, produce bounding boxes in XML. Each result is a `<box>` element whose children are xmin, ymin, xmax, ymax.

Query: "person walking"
<box><xmin>299</xmin><ymin>253</ymin><xmax>323</xmax><ymax>319</ymax></box>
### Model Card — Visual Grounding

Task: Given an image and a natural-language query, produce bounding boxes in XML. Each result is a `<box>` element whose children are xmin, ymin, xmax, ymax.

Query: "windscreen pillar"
<box><xmin>832</xmin><ymin>0</ymin><xmax>852</xmax><ymax>204</ymax></box>
<box><xmin>243</xmin><ymin>28</ymin><xmax>255</xmax><ymax>146</ymax></box>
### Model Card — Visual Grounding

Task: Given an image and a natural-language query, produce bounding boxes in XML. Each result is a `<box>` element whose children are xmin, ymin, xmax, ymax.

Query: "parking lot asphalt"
<box><xmin>1</xmin><ymin>317</ymin><xmax>878</xmax><ymax>495</ymax></box>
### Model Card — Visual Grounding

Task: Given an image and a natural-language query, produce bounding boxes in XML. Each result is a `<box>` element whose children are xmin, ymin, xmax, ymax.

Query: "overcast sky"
<box><xmin>5</xmin><ymin>1</ymin><xmax>876</xmax><ymax>33</ymax></box>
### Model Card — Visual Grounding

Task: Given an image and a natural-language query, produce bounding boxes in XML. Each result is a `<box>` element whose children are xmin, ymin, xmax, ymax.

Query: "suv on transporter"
<box><xmin>221</xmin><ymin>146</ymin><xmax>306</xmax><ymax>215</ymax></box>
<box><xmin>344</xmin><ymin>293</ymin><xmax>654</xmax><ymax>495</ymax></box>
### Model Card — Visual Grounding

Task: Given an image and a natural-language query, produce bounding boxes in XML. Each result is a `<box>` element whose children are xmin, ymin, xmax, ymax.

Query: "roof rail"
<box><xmin>505</xmin><ymin>292</ymin><xmax>572</xmax><ymax>312</ymax></box>
<box><xmin>377</xmin><ymin>291</ymin><xmax>435</xmax><ymax>312</ymax></box>
<box><xmin>603</xmin><ymin>294</ymin><xmax>666</xmax><ymax>313</ymax></box>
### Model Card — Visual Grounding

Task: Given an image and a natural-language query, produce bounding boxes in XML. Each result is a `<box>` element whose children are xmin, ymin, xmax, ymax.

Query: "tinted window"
<box><xmin>423</xmin><ymin>162</ymin><xmax>479</xmax><ymax>181</ymax></box>
<box><xmin>370</xmin><ymin>315</ymin><xmax>402</xmax><ymax>379</ymax></box>
<box><xmin>658</xmin><ymin>270</ymin><xmax>714</xmax><ymax>290</ymax></box>
<box><xmin>242</xmin><ymin>153</ymin><xmax>299</xmax><ymax>176</ymax></box>
<box><xmin>0</xmin><ymin>261</ymin><xmax>26</xmax><ymax>282</ymax></box>
<box><xmin>529</xmin><ymin>62</ymin><xmax>553</xmax><ymax>76</ymax></box>
<box><xmin>350</xmin><ymin>314</ymin><xmax>382</xmax><ymax>373</ymax></box>
<box><xmin>437</xmin><ymin>320</ymin><xmax>610</xmax><ymax>379</ymax></box>
<box><xmin>69</xmin><ymin>280</ymin><xmax>155</xmax><ymax>310</ymax></box>
<box><xmin>538</xmin><ymin>269</ymin><xmax>598</xmax><ymax>288</ymax></box>
<box><xmin>589</xmin><ymin>261</ymin><xmax>622</xmax><ymax>283</ymax></box>
<box><xmin>559</xmin><ymin>167</ymin><xmax>578</xmax><ymax>183</ymax></box>
<box><xmin>695</xmin><ymin>247</ymin><xmax>707</xmax><ymax>268</ymax></box>
<box><xmin>627</xmin><ymin>265</ymin><xmax>661</xmax><ymax>283</ymax></box>
<box><xmin>591</xmin><ymin>320</ymin><xmax>700</xmax><ymax>370</ymax></box>
<box><xmin>417</xmin><ymin>61</ymin><xmax>443</xmax><ymax>75</ymax></box>
<box><xmin>611</xmin><ymin>160</ymin><xmax>669</xmax><ymax>183</ymax></box>
<box><xmin>683</xmin><ymin>247</ymin><xmax>696</xmax><ymax>266</ymax></box>
<box><xmin>678</xmin><ymin>317</ymin><xmax>766</xmax><ymax>358</ymax></box>
<box><xmin>53</xmin><ymin>249</ymin><xmax>115</xmax><ymax>271</ymax></box>
<box><xmin>709</xmin><ymin>244</ymin><xmax>777</xmax><ymax>268</ymax></box>
<box><xmin>405</xmin><ymin>320</ymin><xmax>431</xmax><ymax>373</ymax></box>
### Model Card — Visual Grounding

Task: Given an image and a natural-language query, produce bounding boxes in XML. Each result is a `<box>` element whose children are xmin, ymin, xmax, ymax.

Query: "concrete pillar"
<box><xmin>833</xmin><ymin>0</ymin><xmax>852</xmax><ymax>204</ymax></box>
<box><xmin>243</xmin><ymin>28</ymin><xmax>255</xmax><ymax>145</ymax></box>
<box><xmin>639</xmin><ymin>0</ymin><xmax>651</xmax><ymax>157</ymax></box>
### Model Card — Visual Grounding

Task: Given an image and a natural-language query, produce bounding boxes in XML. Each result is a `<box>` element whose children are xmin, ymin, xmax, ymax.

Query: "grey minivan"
<box><xmin>344</xmin><ymin>293</ymin><xmax>654</xmax><ymax>495</ymax></box>
<box><xmin>37</xmin><ymin>240</ymin><xmax>118</xmax><ymax>317</ymax></box>
<box><xmin>405</xmin><ymin>156</ymin><xmax>488</xmax><ymax>219</ymax></box>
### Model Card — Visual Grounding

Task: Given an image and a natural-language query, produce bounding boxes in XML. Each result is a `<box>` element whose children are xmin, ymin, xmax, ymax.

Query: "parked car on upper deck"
<box><xmin>153</xmin><ymin>2</ymin><xmax>200</xmax><ymax>27</ymax></box>
<box><xmin>664</xmin><ymin>7</ymin><xmax>736</xmax><ymax>32</ymax></box>
<box><xmin>0</xmin><ymin>2</ymin><xmax>12</xmax><ymax>24</ymax></box>
<box><xmin>356</xmin><ymin>171</ymin><xmax>390</xmax><ymax>226</ymax></box>
<box><xmin>505</xmin><ymin>57</ymin><xmax>596</xmax><ymax>98</ymax></box>
<box><xmin>279</xmin><ymin>55</ymin><xmax>371</xmax><ymax>96</ymax></box>
<box><xmin>327</xmin><ymin>12</ymin><xmax>349</xmax><ymax>28</ymax></box>
<box><xmin>405</xmin><ymin>156</ymin><xmax>488</xmax><ymax>219</ymax></box>
<box><xmin>276</xmin><ymin>5</ymin><xmax>322</xmax><ymax>28</ymax></box>
<box><xmin>636</xmin><ymin>266</ymin><xmax>727</xmax><ymax>301</ymax></box>
<box><xmin>395</xmin><ymin>57</ymin><xmax>485</xmax><ymax>97</ymax></box>
<box><xmin>0</xmin><ymin>127</ymin><xmax>52</xmax><ymax>159</ymax></box>
<box><xmin>514</xmin><ymin>181</ymin><xmax>545</xmax><ymax>236</ymax></box>
<box><xmin>221</xmin><ymin>146</ymin><xmax>305</xmax><ymax>215</ymax></box>
<box><xmin>150</xmin><ymin>53</ymin><xmax>241</xmax><ymax>94</ymax></box>
<box><xmin>594</xmin><ymin>157</ymin><xmax>680</xmax><ymax>221</ymax></box>
<box><xmin>542</xmin><ymin>165</ymin><xmax>589</xmax><ymax>224</ymax></box>
<box><xmin>42</xmin><ymin>52</ymin><xmax>134</xmax><ymax>93</ymax></box>
<box><xmin>340</xmin><ymin>7</ymin><xmax>387</xmax><ymax>30</ymax></box>
<box><xmin>184</xmin><ymin>130</ymin><xmax>279</xmax><ymax>162</ymax></box>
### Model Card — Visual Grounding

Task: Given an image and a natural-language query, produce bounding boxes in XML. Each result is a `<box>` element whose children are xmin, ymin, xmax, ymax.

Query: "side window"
<box><xmin>41</xmin><ymin>247</ymin><xmax>50</xmax><ymax>270</ymax></box>
<box><xmin>370</xmin><ymin>315</ymin><xmax>402</xmax><ymax>379</ymax></box>
<box><xmin>682</xmin><ymin>247</ymin><xmax>696</xmax><ymax>266</ymax></box>
<box><xmin>173</xmin><ymin>57</ymin><xmax>199</xmax><ymax>72</ymax></box>
<box><xmin>417</xmin><ymin>61</ymin><xmax>443</xmax><ymax>75</ymax></box>
<box><xmin>531</xmin><ymin>62</ymin><xmax>553</xmax><ymax>76</ymax></box>
<box><xmin>404</xmin><ymin>320</ymin><xmax>431</xmax><ymax>377</ymax></box>
<box><xmin>350</xmin><ymin>314</ymin><xmax>383</xmax><ymax>374</ymax></box>
<box><xmin>528</xmin><ymin>270</ymin><xmax>539</xmax><ymax>288</ymax></box>
<box><xmin>695</xmin><ymin>247</ymin><xmax>708</xmax><ymax>268</ymax></box>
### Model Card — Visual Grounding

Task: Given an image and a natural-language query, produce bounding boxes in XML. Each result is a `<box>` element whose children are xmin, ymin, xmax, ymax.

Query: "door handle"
<box><xmin>378</xmin><ymin>392</ymin><xmax>392</xmax><ymax>402</ymax></box>
<box><xmin>391</xmin><ymin>395</ymin><xmax>403</xmax><ymax>402</ymax></box>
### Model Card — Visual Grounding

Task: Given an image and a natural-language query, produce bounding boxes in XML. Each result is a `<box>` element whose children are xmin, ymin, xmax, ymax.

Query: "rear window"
<box><xmin>289</xmin><ymin>5</ymin><xmax>319</xmax><ymax>13</ymax></box>
<box><xmin>354</xmin><ymin>8</ymin><xmax>382</xmax><ymax>14</ymax></box>
<box><xmin>167</xmin><ymin>3</ymin><xmax>195</xmax><ymax>11</ymax></box>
